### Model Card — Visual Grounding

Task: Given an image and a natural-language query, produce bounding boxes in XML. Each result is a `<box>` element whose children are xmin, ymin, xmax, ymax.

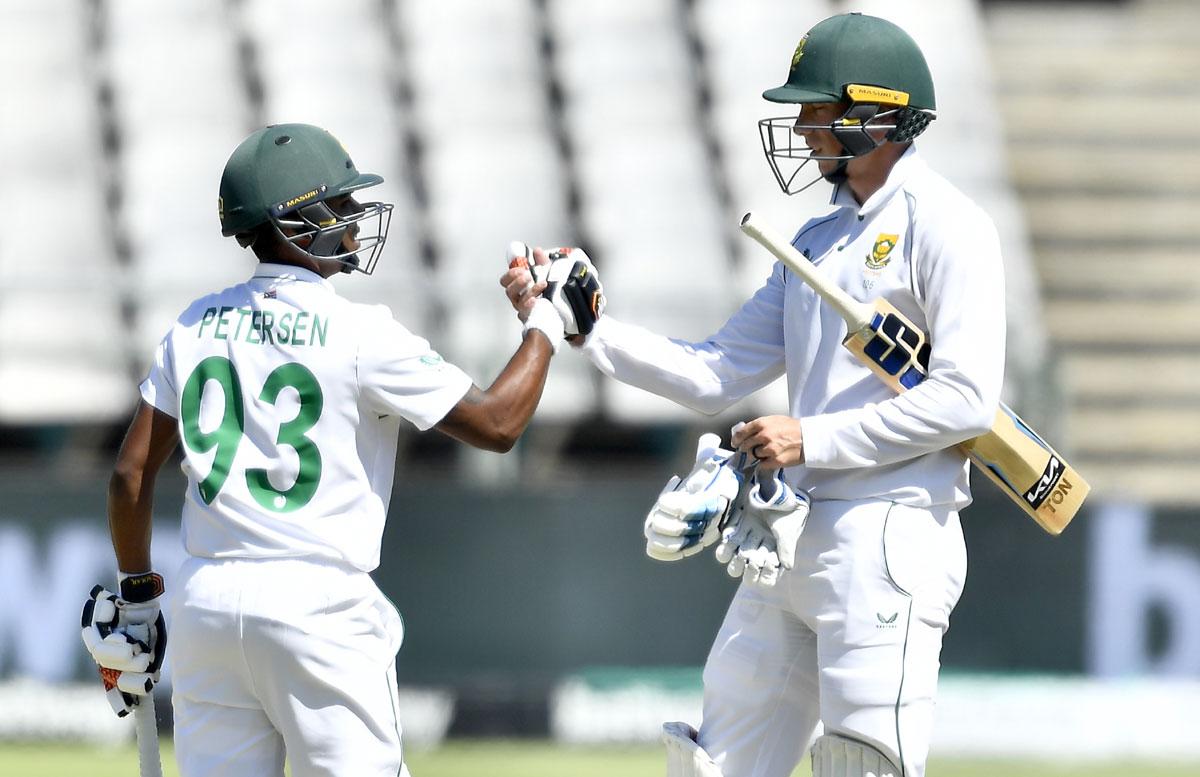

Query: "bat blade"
<box><xmin>965</xmin><ymin>406</ymin><xmax>1090</xmax><ymax>534</ymax></box>
<box><xmin>739</xmin><ymin>211</ymin><xmax>1089</xmax><ymax>534</ymax></box>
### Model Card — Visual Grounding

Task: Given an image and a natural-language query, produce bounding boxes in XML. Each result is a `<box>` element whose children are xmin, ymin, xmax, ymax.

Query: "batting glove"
<box><xmin>644</xmin><ymin>433</ymin><xmax>746</xmax><ymax>561</ymax></box>
<box><xmin>534</xmin><ymin>247</ymin><xmax>606</xmax><ymax>337</ymax></box>
<box><xmin>80</xmin><ymin>572</ymin><xmax>167</xmax><ymax>717</ymax></box>
<box><xmin>715</xmin><ymin>470</ymin><xmax>810</xmax><ymax>587</ymax></box>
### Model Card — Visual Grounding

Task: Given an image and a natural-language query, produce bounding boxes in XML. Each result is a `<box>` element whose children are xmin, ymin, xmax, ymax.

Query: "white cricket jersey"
<box><xmin>583</xmin><ymin>147</ymin><xmax>1006</xmax><ymax>508</ymax></box>
<box><xmin>140</xmin><ymin>263</ymin><xmax>473</xmax><ymax>571</ymax></box>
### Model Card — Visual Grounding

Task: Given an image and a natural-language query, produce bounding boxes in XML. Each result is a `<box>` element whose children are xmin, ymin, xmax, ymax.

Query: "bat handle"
<box><xmin>740</xmin><ymin>211</ymin><xmax>873</xmax><ymax>331</ymax></box>
<box><xmin>135</xmin><ymin>695</ymin><xmax>164</xmax><ymax>777</ymax></box>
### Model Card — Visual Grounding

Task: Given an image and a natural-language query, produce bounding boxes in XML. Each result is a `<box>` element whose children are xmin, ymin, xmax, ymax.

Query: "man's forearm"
<box><xmin>488</xmin><ymin>329</ymin><xmax>555</xmax><ymax>434</ymax></box>
<box><xmin>582</xmin><ymin>317</ymin><xmax>749</xmax><ymax>415</ymax></box>
<box><xmin>106</xmin><ymin>401</ymin><xmax>180</xmax><ymax>574</ymax></box>
<box><xmin>108</xmin><ymin>469</ymin><xmax>156</xmax><ymax>573</ymax></box>
<box><xmin>435</xmin><ymin>330</ymin><xmax>553</xmax><ymax>452</ymax></box>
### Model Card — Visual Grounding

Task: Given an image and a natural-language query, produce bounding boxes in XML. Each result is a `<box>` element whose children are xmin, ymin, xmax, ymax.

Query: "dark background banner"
<box><xmin>3</xmin><ymin>471</ymin><xmax>1198</xmax><ymax>689</ymax></box>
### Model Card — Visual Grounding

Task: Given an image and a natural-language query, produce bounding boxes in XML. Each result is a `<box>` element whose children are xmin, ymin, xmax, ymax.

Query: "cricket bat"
<box><xmin>739</xmin><ymin>211</ymin><xmax>1087</xmax><ymax>535</ymax></box>
<box><xmin>135</xmin><ymin>695</ymin><xmax>164</xmax><ymax>777</ymax></box>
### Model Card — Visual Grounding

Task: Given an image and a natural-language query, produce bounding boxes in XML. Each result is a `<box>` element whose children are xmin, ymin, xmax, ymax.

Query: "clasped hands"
<box><xmin>499</xmin><ymin>243</ymin><xmax>605</xmax><ymax>346</ymax></box>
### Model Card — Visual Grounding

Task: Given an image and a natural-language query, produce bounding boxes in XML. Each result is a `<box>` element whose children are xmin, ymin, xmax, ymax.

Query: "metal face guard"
<box><xmin>758</xmin><ymin>104</ymin><xmax>924</xmax><ymax>195</ymax></box>
<box><xmin>273</xmin><ymin>200</ymin><xmax>394</xmax><ymax>274</ymax></box>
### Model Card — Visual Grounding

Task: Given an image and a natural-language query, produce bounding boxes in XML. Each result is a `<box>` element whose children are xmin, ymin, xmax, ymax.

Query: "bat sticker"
<box><xmin>1024</xmin><ymin>456</ymin><xmax>1064</xmax><ymax>509</ymax></box>
<box><xmin>862</xmin><ymin>312</ymin><xmax>930</xmax><ymax>389</ymax></box>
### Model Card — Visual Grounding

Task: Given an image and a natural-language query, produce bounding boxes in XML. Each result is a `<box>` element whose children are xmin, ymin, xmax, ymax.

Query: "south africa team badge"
<box><xmin>866</xmin><ymin>233</ymin><xmax>899</xmax><ymax>270</ymax></box>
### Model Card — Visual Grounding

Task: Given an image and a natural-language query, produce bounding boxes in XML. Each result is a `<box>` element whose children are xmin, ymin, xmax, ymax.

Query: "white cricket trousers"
<box><xmin>169</xmin><ymin>556</ymin><xmax>409</xmax><ymax>777</ymax></box>
<box><xmin>698</xmin><ymin>497</ymin><xmax>967</xmax><ymax>777</ymax></box>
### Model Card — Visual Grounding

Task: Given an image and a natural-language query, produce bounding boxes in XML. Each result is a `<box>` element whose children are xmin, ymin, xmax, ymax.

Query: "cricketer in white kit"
<box><xmin>503</xmin><ymin>12</ymin><xmax>1004</xmax><ymax>777</ymax></box>
<box><xmin>80</xmin><ymin>123</ymin><xmax>602</xmax><ymax>777</ymax></box>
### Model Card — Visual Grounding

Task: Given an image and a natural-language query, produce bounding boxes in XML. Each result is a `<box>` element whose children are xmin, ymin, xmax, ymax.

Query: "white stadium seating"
<box><xmin>0</xmin><ymin>0</ymin><xmax>1042</xmax><ymax>431</ymax></box>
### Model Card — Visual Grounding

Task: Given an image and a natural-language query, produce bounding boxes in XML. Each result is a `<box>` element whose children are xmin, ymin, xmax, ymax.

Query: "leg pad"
<box><xmin>663</xmin><ymin>721</ymin><xmax>724</xmax><ymax>777</ymax></box>
<box><xmin>811</xmin><ymin>733</ymin><xmax>901</xmax><ymax>777</ymax></box>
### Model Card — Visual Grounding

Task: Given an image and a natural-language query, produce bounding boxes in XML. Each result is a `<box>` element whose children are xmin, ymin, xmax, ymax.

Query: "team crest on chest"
<box><xmin>866</xmin><ymin>233</ymin><xmax>899</xmax><ymax>269</ymax></box>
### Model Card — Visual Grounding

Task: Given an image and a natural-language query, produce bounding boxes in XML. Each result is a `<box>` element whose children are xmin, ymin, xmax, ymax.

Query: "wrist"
<box><xmin>118</xmin><ymin>571</ymin><xmax>164</xmax><ymax>603</ymax></box>
<box><xmin>522</xmin><ymin>298</ymin><xmax>563</xmax><ymax>353</ymax></box>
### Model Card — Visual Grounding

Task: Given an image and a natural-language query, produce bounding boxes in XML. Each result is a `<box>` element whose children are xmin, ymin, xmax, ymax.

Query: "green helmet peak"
<box><xmin>764</xmin><ymin>13</ymin><xmax>935</xmax><ymax>110</ymax></box>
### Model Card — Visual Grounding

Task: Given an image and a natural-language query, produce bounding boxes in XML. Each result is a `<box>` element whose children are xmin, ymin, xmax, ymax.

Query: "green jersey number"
<box><xmin>180</xmin><ymin>357</ymin><xmax>324</xmax><ymax>512</ymax></box>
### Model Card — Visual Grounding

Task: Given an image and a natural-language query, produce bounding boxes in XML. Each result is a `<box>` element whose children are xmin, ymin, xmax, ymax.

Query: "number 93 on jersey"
<box><xmin>180</xmin><ymin>356</ymin><xmax>324</xmax><ymax>512</ymax></box>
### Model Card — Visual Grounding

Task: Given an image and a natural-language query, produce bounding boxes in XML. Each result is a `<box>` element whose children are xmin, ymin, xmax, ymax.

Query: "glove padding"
<box><xmin>645</xmin><ymin>433</ymin><xmax>745</xmax><ymax>561</ymax></box>
<box><xmin>532</xmin><ymin>247</ymin><xmax>605</xmax><ymax>336</ymax></box>
<box><xmin>715</xmin><ymin>470</ymin><xmax>810</xmax><ymax>586</ymax></box>
<box><xmin>80</xmin><ymin>574</ymin><xmax>167</xmax><ymax>717</ymax></box>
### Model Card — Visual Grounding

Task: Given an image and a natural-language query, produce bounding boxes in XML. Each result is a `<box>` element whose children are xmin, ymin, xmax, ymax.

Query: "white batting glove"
<box><xmin>80</xmin><ymin>573</ymin><xmax>167</xmax><ymax>717</ymax></box>
<box><xmin>644</xmin><ymin>433</ymin><xmax>745</xmax><ymax>561</ymax></box>
<box><xmin>715</xmin><ymin>471</ymin><xmax>810</xmax><ymax>586</ymax></box>
<box><xmin>534</xmin><ymin>247</ymin><xmax>606</xmax><ymax>337</ymax></box>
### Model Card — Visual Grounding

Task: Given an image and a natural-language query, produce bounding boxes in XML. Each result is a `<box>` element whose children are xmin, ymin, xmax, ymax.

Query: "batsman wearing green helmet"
<box><xmin>504</xmin><ymin>12</ymin><xmax>1005</xmax><ymax>777</ymax></box>
<box><xmin>757</xmin><ymin>11</ymin><xmax>937</xmax><ymax>195</ymax></box>
<box><xmin>80</xmin><ymin>123</ymin><xmax>601</xmax><ymax>776</ymax></box>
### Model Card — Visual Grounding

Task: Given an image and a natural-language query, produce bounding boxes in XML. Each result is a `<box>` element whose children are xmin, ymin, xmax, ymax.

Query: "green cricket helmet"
<box><xmin>218</xmin><ymin>123</ymin><xmax>393</xmax><ymax>274</ymax></box>
<box><xmin>758</xmin><ymin>13</ymin><xmax>937</xmax><ymax>194</ymax></box>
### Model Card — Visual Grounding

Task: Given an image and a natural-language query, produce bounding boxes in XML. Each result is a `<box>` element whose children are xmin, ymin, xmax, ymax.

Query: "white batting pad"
<box><xmin>663</xmin><ymin>721</ymin><xmax>724</xmax><ymax>777</ymax></box>
<box><xmin>811</xmin><ymin>733</ymin><xmax>900</xmax><ymax>777</ymax></box>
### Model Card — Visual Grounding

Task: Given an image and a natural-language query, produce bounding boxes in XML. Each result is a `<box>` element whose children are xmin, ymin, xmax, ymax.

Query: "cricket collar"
<box><xmin>830</xmin><ymin>144</ymin><xmax>923</xmax><ymax>219</ymax></box>
<box><xmin>252</xmin><ymin>262</ymin><xmax>334</xmax><ymax>291</ymax></box>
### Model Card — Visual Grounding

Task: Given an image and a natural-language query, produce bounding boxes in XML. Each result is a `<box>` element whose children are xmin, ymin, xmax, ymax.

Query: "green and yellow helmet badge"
<box><xmin>789</xmin><ymin>35</ymin><xmax>809</xmax><ymax>74</ymax></box>
<box><xmin>866</xmin><ymin>233</ymin><xmax>899</xmax><ymax>269</ymax></box>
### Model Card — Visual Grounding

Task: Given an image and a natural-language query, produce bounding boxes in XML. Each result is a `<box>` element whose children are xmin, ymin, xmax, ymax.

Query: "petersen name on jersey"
<box><xmin>140</xmin><ymin>263</ymin><xmax>472</xmax><ymax>572</ymax></box>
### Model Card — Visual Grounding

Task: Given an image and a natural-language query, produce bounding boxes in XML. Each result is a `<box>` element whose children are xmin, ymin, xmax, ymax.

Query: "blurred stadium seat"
<box><xmin>987</xmin><ymin>0</ymin><xmax>1200</xmax><ymax>501</ymax></box>
<box><xmin>400</xmin><ymin>0</ymin><xmax>592</xmax><ymax>418</ymax></box>
<box><xmin>242</xmin><ymin>0</ymin><xmax>427</xmax><ymax>329</ymax></box>
<box><xmin>694</xmin><ymin>0</ymin><xmax>836</xmax><ymax>286</ymax></box>
<box><xmin>0</xmin><ymin>0</ymin><xmax>1048</xmax><ymax>456</ymax></box>
<box><xmin>106</xmin><ymin>0</ymin><xmax>247</xmax><ymax>131</ymax></box>
<box><xmin>0</xmin><ymin>0</ymin><xmax>131</xmax><ymax>421</ymax></box>
<box><xmin>692</xmin><ymin>0</ymin><xmax>835</xmax><ymax>419</ymax></box>
<box><xmin>547</xmin><ymin>0</ymin><xmax>737</xmax><ymax>422</ymax></box>
<box><xmin>0</xmin><ymin>295</ymin><xmax>131</xmax><ymax>423</ymax></box>
<box><xmin>103</xmin><ymin>1</ymin><xmax>252</xmax><ymax>360</ymax></box>
<box><xmin>121</xmin><ymin>127</ymin><xmax>252</xmax><ymax>355</ymax></box>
